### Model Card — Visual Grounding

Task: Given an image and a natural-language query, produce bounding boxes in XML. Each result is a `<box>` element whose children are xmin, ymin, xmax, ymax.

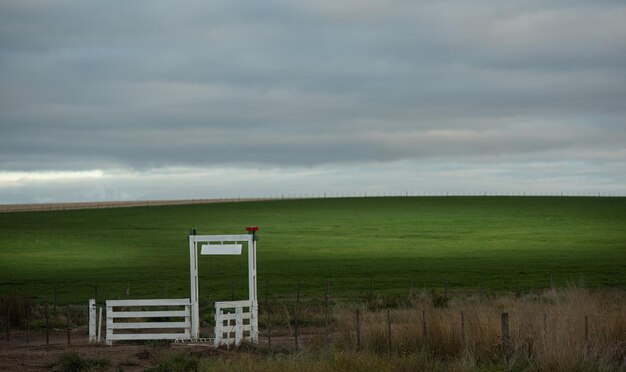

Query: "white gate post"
<box><xmin>214</xmin><ymin>303</ymin><xmax>222</xmax><ymax>347</ymax></box>
<box><xmin>191</xmin><ymin>228</ymin><xmax>259</xmax><ymax>346</ymax></box>
<box><xmin>189</xmin><ymin>233</ymin><xmax>199</xmax><ymax>340</ymax></box>
<box><xmin>88</xmin><ymin>299</ymin><xmax>96</xmax><ymax>343</ymax></box>
<box><xmin>246</xmin><ymin>228</ymin><xmax>259</xmax><ymax>343</ymax></box>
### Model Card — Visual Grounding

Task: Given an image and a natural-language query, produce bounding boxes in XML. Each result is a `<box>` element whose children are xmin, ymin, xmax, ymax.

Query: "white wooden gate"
<box><xmin>106</xmin><ymin>298</ymin><xmax>191</xmax><ymax>345</ymax></box>
<box><xmin>189</xmin><ymin>228</ymin><xmax>259</xmax><ymax>343</ymax></box>
<box><xmin>214</xmin><ymin>300</ymin><xmax>253</xmax><ymax>347</ymax></box>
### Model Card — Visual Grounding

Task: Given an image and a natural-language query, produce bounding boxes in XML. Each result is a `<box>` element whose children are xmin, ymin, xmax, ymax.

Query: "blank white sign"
<box><xmin>200</xmin><ymin>244</ymin><xmax>242</xmax><ymax>255</ymax></box>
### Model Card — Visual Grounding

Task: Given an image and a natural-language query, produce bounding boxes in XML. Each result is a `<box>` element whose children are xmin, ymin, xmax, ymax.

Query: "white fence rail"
<box><xmin>214</xmin><ymin>300</ymin><xmax>252</xmax><ymax>347</ymax></box>
<box><xmin>106</xmin><ymin>298</ymin><xmax>191</xmax><ymax>345</ymax></box>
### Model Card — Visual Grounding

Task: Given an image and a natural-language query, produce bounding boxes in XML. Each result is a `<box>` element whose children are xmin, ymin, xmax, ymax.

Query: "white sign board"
<box><xmin>200</xmin><ymin>244</ymin><xmax>242</xmax><ymax>255</ymax></box>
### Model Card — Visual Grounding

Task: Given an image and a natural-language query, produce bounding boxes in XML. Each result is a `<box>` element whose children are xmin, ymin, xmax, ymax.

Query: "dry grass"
<box><xmin>329</xmin><ymin>285</ymin><xmax>625</xmax><ymax>371</ymax></box>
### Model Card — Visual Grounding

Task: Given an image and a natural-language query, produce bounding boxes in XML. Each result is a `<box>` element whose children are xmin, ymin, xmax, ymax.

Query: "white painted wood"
<box><xmin>191</xmin><ymin>234</ymin><xmax>250</xmax><ymax>242</ymax></box>
<box><xmin>107</xmin><ymin>310</ymin><xmax>189</xmax><ymax>318</ymax></box>
<box><xmin>109</xmin><ymin>332</ymin><xmax>190</xmax><ymax>341</ymax></box>
<box><xmin>249</xmin><ymin>235</ymin><xmax>259</xmax><ymax>343</ymax></box>
<box><xmin>214</xmin><ymin>302</ymin><xmax>222</xmax><ymax>347</ymax></box>
<box><xmin>189</xmin><ymin>235</ymin><xmax>199</xmax><ymax>339</ymax></box>
<box><xmin>106</xmin><ymin>306</ymin><xmax>113</xmax><ymax>346</ymax></box>
<box><xmin>106</xmin><ymin>299</ymin><xmax>190</xmax><ymax>307</ymax></box>
<box><xmin>215</xmin><ymin>300</ymin><xmax>251</xmax><ymax>307</ymax></box>
<box><xmin>189</xmin><ymin>231</ymin><xmax>258</xmax><ymax>346</ymax></box>
<box><xmin>235</xmin><ymin>307</ymin><xmax>243</xmax><ymax>346</ymax></box>
<box><xmin>214</xmin><ymin>298</ymin><xmax>254</xmax><ymax>347</ymax></box>
<box><xmin>105</xmin><ymin>298</ymin><xmax>192</xmax><ymax>345</ymax></box>
<box><xmin>219</xmin><ymin>313</ymin><xmax>251</xmax><ymax>321</ymax></box>
<box><xmin>200</xmin><ymin>244</ymin><xmax>242</xmax><ymax>255</ymax></box>
<box><xmin>89</xmin><ymin>299</ymin><xmax>96</xmax><ymax>343</ymax></box>
<box><xmin>108</xmin><ymin>321</ymin><xmax>190</xmax><ymax>329</ymax></box>
<box><xmin>220</xmin><ymin>324</ymin><xmax>251</xmax><ymax>331</ymax></box>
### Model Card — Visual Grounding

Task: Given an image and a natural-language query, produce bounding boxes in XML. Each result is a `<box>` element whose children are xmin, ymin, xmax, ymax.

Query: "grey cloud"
<box><xmin>0</xmin><ymin>0</ymin><xmax>625</xmax><ymax>187</ymax></box>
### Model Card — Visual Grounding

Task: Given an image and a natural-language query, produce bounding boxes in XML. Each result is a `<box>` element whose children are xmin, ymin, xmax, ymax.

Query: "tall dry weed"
<box><xmin>331</xmin><ymin>286</ymin><xmax>625</xmax><ymax>371</ymax></box>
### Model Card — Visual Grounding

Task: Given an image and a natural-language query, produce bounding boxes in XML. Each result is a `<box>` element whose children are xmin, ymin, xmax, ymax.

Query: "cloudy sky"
<box><xmin>1</xmin><ymin>0</ymin><xmax>625</xmax><ymax>203</ymax></box>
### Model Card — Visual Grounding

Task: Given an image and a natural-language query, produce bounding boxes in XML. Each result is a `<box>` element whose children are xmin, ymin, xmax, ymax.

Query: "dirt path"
<box><xmin>0</xmin><ymin>328</ymin><xmax>321</xmax><ymax>371</ymax></box>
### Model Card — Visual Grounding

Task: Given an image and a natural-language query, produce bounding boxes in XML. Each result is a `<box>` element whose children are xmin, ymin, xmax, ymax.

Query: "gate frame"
<box><xmin>188</xmin><ymin>228</ymin><xmax>258</xmax><ymax>341</ymax></box>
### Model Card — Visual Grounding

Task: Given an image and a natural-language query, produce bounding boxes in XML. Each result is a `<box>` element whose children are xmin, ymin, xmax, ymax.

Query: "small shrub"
<box><xmin>57</xmin><ymin>352</ymin><xmax>110</xmax><ymax>372</ymax></box>
<box><xmin>58</xmin><ymin>352</ymin><xmax>87</xmax><ymax>372</ymax></box>
<box><xmin>145</xmin><ymin>353</ymin><xmax>199</xmax><ymax>372</ymax></box>
<box><xmin>431</xmin><ymin>289</ymin><xmax>448</xmax><ymax>308</ymax></box>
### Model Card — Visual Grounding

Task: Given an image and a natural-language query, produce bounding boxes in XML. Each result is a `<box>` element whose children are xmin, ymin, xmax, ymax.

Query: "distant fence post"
<box><xmin>356</xmin><ymin>308</ymin><xmax>361</xmax><ymax>349</ymax></box>
<box><xmin>324</xmin><ymin>279</ymin><xmax>329</xmax><ymax>344</ymax></box>
<box><xmin>294</xmin><ymin>280</ymin><xmax>301</xmax><ymax>352</ymax></box>
<box><xmin>265</xmin><ymin>279</ymin><xmax>271</xmax><ymax>353</ymax></box>
<box><xmin>460</xmin><ymin>311</ymin><xmax>465</xmax><ymax>348</ymax></box>
<box><xmin>501</xmin><ymin>312</ymin><xmax>509</xmax><ymax>346</ymax></box>
<box><xmin>584</xmin><ymin>315</ymin><xmax>589</xmax><ymax>351</ymax></box>
<box><xmin>387</xmin><ymin>309</ymin><xmax>392</xmax><ymax>351</ymax></box>
<box><xmin>45</xmin><ymin>304</ymin><xmax>49</xmax><ymax>345</ymax></box>
<box><xmin>5</xmin><ymin>305</ymin><xmax>9</xmax><ymax>342</ymax></box>
<box><xmin>422</xmin><ymin>310</ymin><xmax>428</xmax><ymax>348</ymax></box>
<box><xmin>66</xmin><ymin>305</ymin><xmax>71</xmax><ymax>345</ymax></box>
<box><xmin>26</xmin><ymin>307</ymin><xmax>30</xmax><ymax>344</ymax></box>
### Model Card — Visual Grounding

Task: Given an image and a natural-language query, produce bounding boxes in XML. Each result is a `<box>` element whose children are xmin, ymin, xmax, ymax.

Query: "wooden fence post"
<box><xmin>422</xmin><ymin>310</ymin><xmax>427</xmax><ymax>348</ymax></box>
<box><xmin>460</xmin><ymin>311</ymin><xmax>465</xmax><ymax>347</ymax></box>
<box><xmin>265</xmin><ymin>279</ymin><xmax>271</xmax><ymax>353</ymax></box>
<box><xmin>294</xmin><ymin>280</ymin><xmax>301</xmax><ymax>352</ymax></box>
<box><xmin>501</xmin><ymin>312</ymin><xmax>509</xmax><ymax>346</ymax></box>
<box><xmin>45</xmin><ymin>304</ymin><xmax>49</xmax><ymax>345</ymax></box>
<box><xmin>66</xmin><ymin>305</ymin><xmax>71</xmax><ymax>345</ymax></box>
<box><xmin>543</xmin><ymin>313</ymin><xmax>547</xmax><ymax>335</ymax></box>
<box><xmin>26</xmin><ymin>307</ymin><xmax>30</xmax><ymax>344</ymax></box>
<box><xmin>356</xmin><ymin>309</ymin><xmax>361</xmax><ymax>349</ymax></box>
<box><xmin>324</xmin><ymin>279</ymin><xmax>329</xmax><ymax>344</ymax></box>
<box><xmin>585</xmin><ymin>315</ymin><xmax>589</xmax><ymax>351</ymax></box>
<box><xmin>5</xmin><ymin>305</ymin><xmax>8</xmax><ymax>342</ymax></box>
<box><xmin>97</xmin><ymin>307</ymin><xmax>103</xmax><ymax>344</ymax></box>
<box><xmin>387</xmin><ymin>309</ymin><xmax>392</xmax><ymax>351</ymax></box>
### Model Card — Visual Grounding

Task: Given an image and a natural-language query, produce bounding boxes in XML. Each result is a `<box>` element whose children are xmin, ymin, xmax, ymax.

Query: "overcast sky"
<box><xmin>1</xmin><ymin>0</ymin><xmax>625</xmax><ymax>203</ymax></box>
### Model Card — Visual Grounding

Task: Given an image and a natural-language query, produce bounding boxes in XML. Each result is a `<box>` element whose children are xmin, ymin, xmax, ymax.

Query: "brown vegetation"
<box><xmin>1</xmin><ymin>286</ymin><xmax>624</xmax><ymax>371</ymax></box>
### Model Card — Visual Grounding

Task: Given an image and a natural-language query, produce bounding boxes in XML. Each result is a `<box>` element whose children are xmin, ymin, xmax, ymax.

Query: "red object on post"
<box><xmin>246</xmin><ymin>226</ymin><xmax>259</xmax><ymax>232</ymax></box>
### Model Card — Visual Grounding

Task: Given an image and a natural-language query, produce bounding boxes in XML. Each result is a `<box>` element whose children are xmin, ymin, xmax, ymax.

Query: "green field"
<box><xmin>0</xmin><ymin>197</ymin><xmax>624</xmax><ymax>304</ymax></box>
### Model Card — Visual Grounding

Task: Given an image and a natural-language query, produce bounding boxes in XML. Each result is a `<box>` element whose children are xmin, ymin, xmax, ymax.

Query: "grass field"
<box><xmin>0</xmin><ymin>196</ymin><xmax>624</xmax><ymax>304</ymax></box>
